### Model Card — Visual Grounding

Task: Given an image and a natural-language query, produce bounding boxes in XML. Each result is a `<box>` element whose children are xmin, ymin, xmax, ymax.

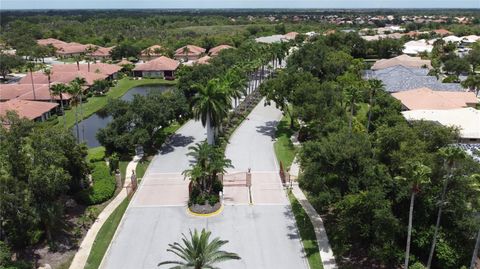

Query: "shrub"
<box><xmin>208</xmin><ymin>194</ymin><xmax>219</xmax><ymax>206</ymax></box>
<box><xmin>76</xmin><ymin>162</ymin><xmax>116</xmax><ymax>205</ymax></box>
<box><xmin>212</xmin><ymin>179</ymin><xmax>223</xmax><ymax>194</ymax></box>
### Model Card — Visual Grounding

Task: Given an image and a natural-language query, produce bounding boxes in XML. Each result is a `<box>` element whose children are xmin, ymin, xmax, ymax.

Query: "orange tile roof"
<box><xmin>196</xmin><ymin>55</ymin><xmax>211</xmax><ymax>65</ymax></box>
<box><xmin>284</xmin><ymin>32</ymin><xmax>299</xmax><ymax>40</ymax></box>
<box><xmin>209</xmin><ymin>45</ymin><xmax>234</xmax><ymax>56</ymax></box>
<box><xmin>0</xmin><ymin>84</ymin><xmax>72</xmax><ymax>102</ymax></box>
<box><xmin>51</xmin><ymin>63</ymin><xmax>121</xmax><ymax>76</ymax></box>
<box><xmin>174</xmin><ymin>45</ymin><xmax>206</xmax><ymax>57</ymax></box>
<box><xmin>141</xmin><ymin>45</ymin><xmax>164</xmax><ymax>56</ymax></box>
<box><xmin>392</xmin><ymin>87</ymin><xmax>478</xmax><ymax>110</ymax></box>
<box><xmin>0</xmin><ymin>99</ymin><xmax>58</xmax><ymax>120</ymax></box>
<box><xmin>134</xmin><ymin>56</ymin><xmax>180</xmax><ymax>71</ymax></box>
<box><xmin>88</xmin><ymin>46</ymin><xmax>114</xmax><ymax>57</ymax></box>
<box><xmin>433</xmin><ymin>29</ymin><xmax>453</xmax><ymax>36</ymax></box>
<box><xmin>37</xmin><ymin>38</ymin><xmax>67</xmax><ymax>46</ymax></box>
<box><xmin>19</xmin><ymin>71</ymin><xmax>107</xmax><ymax>86</ymax></box>
<box><xmin>372</xmin><ymin>54</ymin><xmax>432</xmax><ymax>70</ymax></box>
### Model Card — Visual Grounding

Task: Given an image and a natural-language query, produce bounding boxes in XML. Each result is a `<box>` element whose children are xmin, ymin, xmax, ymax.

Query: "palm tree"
<box><xmin>399</xmin><ymin>162</ymin><xmax>431</xmax><ymax>269</ymax></box>
<box><xmin>73</xmin><ymin>54</ymin><xmax>84</xmax><ymax>71</ymax></box>
<box><xmin>182</xmin><ymin>46</ymin><xmax>191</xmax><ymax>62</ymax></box>
<box><xmin>85</xmin><ymin>45</ymin><xmax>98</xmax><ymax>72</ymax></box>
<box><xmin>366</xmin><ymin>79</ymin><xmax>383</xmax><ymax>132</ymax></box>
<box><xmin>68</xmin><ymin>82</ymin><xmax>82</xmax><ymax>142</ymax></box>
<box><xmin>192</xmin><ymin>79</ymin><xmax>230</xmax><ymax>145</ymax></box>
<box><xmin>158</xmin><ymin>229</ymin><xmax>240</xmax><ymax>269</ymax></box>
<box><xmin>426</xmin><ymin>146</ymin><xmax>466</xmax><ymax>268</ymax></box>
<box><xmin>43</xmin><ymin>67</ymin><xmax>54</xmax><ymax>102</ymax></box>
<box><xmin>26</xmin><ymin>62</ymin><xmax>37</xmax><ymax>100</ymax></box>
<box><xmin>222</xmin><ymin>68</ymin><xmax>247</xmax><ymax>108</ymax></box>
<box><xmin>343</xmin><ymin>84</ymin><xmax>362</xmax><ymax>132</ymax></box>
<box><xmin>72</xmin><ymin>77</ymin><xmax>87</xmax><ymax>142</ymax></box>
<box><xmin>50</xmin><ymin>83</ymin><xmax>68</xmax><ymax>129</ymax></box>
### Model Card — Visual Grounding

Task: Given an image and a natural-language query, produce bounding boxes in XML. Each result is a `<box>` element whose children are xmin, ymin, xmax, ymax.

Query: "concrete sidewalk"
<box><xmin>69</xmin><ymin>156</ymin><xmax>141</xmax><ymax>269</ymax></box>
<box><xmin>291</xmin><ymin>184</ymin><xmax>338</xmax><ymax>269</ymax></box>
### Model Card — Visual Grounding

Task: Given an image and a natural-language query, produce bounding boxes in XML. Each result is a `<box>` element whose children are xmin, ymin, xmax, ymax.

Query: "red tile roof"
<box><xmin>117</xmin><ymin>59</ymin><xmax>133</xmax><ymax>66</ymax></box>
<box><xmin>0</xmin><ymin>99</ymin><xmax>58</xmax><ymax>120</ymax></box>
<box><xmin>174</xmin><ymin>45</ymin><xmax>206</xmax><ymax>57</ymax></box>
<box><xmin>134</xmin><ymin>56</ymin><xmax>180</xmax><ymax>71</ymax></box>
<box><xmin>196</xmin><ymin>55</ymin><xmax>211</xmax><ymax>65</ymax></box>
<box><xmin>209</xmin><ymin>45</ymin><xmax>234</xmax><ymax>56</ymax></box>
<box><xmin>19</xmin><ymin>71</ymin><xmax>107</xmax><ymax>86</ymax></box>
<box><xmin>51</xmin><ymin>63</ymin><xmax>121</xmax><ymax>76</ymax></box>
<box><xmin>392</xmin><ymin>87</ymin><xmax>478</xmax><ymax>110</ymax></box>
<box><xmin>37</xmin><ymin>38</ymin><xmax>67</xmax><ymax>46</ymax></box>
<box><xmin>88</xmin><ymin>46</ymin><xmax>114</xmax><ymax>57</ymax></box>
<box><xmin>141</xmin><ymin>45</ymin><xmax>164</xmax><ymax>56</ymax></box>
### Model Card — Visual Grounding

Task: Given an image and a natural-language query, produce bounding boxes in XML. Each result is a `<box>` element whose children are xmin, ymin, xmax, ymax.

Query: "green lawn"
<box><xmin>274</xmin><ymin>114</ymin><xmax>297</xmax><ymax>170</ymax></box>
<box><xmin>84</xmin><ymin>197</ymin><xmax>130</xmax><ymax>269</ymax></box>
<box><xmin>87</xmin><ymin>146</ymin><xmax>106</xmax><ymax>163</ymax></box>
<box><xmin>55</xmin><ymin>78</ymin><xmax>177</xmax><ymax>129</ymax></box>
<box><xmin>135</xmin><ymin>160</ymin><xmax>151</xmax><ymax>180</ymax></box>
<box><xmin>288</xmin><ymin>192</ymin><xmax>324</xmax><ymax>269</ymax></box>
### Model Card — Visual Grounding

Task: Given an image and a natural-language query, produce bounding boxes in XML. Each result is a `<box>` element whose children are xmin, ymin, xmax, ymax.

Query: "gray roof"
<box><xmin>365</xmin><ymin>65</ymin><xmax>464</xmax><ymax>93</ymax></box>
<box><xmin>255</xmin><ymin>35</ymin><xmax>287</xmax><ymax>44</ymax></box>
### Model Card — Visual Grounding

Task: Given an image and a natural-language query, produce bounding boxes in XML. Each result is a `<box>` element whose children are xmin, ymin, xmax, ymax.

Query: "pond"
<box><xmin>73</xmin><ymin>84</ymin><xmax>174</xmax><ymax>148</ymax></box>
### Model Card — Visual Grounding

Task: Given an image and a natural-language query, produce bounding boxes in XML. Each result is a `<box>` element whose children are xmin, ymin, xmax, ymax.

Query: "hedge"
<box><xmin>77</xmin><ymin>162</ymin><xmax>116</xmax><ymax>205</ymax></box>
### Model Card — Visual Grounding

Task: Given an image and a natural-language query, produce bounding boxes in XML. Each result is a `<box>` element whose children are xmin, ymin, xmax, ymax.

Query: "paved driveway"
<box><xmin>101</xmin><ymin>101</ymin><xmax>308</xmax><ymax>269</ymax></box>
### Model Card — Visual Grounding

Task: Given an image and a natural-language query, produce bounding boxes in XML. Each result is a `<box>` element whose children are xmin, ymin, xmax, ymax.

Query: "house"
<box><xmin>442</xmin><ymin>35</ymin><xmax>463</xmax><ymax>43</ymax></box>
<box><xmin>50</xmin><ymin>63</ymin><xmax>121</xmax><ymax>80</ymax></box>
<box><xmin>117</xmin><ymin>59</ymin><xmax>133</xmax><ymax>66</ymax></box>
<box><xmin>0</xmin><ymin>83</ymin><xmax>71</xmax><ymax>103</ymax></box>
<box><xmin>433</xmin><ymin>29</ymin><xmax>453</xmax><ymax>36</ymax></box>
<box><xmin>209</xmin><ymin>45</ymin><xmax>234</xmax><ymax>56</ymax></box>
<box><xmin>402</xmin><ymin>108</ymin><xmax>480</xmax><ymax>143</ymax></box>
<box><xmin>462</xmin><ymin>35</ymin><xmax>480</xmax><ymax>44</ymax></box>
<box><xmin>392</xmin><ymin>87</ymin><xmax>478</xmax><ymax>110</ymax></box>
<box><xmin>403</xmin><ymin>40</ymin><xmax>433</xmax><ymax>55</ymax></box>
<box><xmin>196</xmin><ymin>55</ymin><xmax>211</xmax><ymax>65</ymax></box>
<box><xmin>0</xmin><ymin>99</ymin><xmax>58</xmax><ymax>123</ymax></box>
<box><xmin>255</xmin><ymin>35</ymin><xmax>288</xmax><ymax>44</ymax></box>
<box><xmin>54</xmin><ymin>43</ymin><xmax>90</xmax><ymax>57</ymax></box>
<box><xmin>141</xmin><ymin>45</ymin><xmax>164</xmax><ymax>61</ymax></box>
<box><xmin>365</xmin><ymin>65</ymin><xmax>463</xmax><ymax>93</ymax></box>
<box><xmin>37</xmin><ymin>38</ymin><xmax>67</xmax><ymax>47</ymax></box>
<box><xmin>133</xmin><ymin>56</ymin><xmax>180</xmax><ymax>80</ymax></box>
<box><xmin>87</xmin><ymin>46</ymin><xmax>114</xmax><ymax>60</ymax></box>
<box><xmin>174</xmin><ymin>45</ymin><xmax>206</xmax><ymax>61</ymax></box>
<box><xmin>19</xmin><ymin>71</ymin><xmax>108</xmax><ymax>87</ymax></box>
<box><xmin>283</xmin><ymin>32</ymin><xmax>299</xmax><ymax>40</ymax></box>
<box><xmin>371</xmin><ymin>54</ymin><xmax>432</xmax><ymax>70</ymax></box>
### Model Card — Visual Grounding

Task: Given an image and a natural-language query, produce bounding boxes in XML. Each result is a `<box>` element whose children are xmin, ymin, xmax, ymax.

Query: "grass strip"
<box><xmin>84</xmin><ymin>197</ymin><xmax>130</xmax><ymax>269</ymax></box>
<box><xmin>273</xmin><ymin>114</ymin><xmax>297</xmax><ymax>170</ymax></box>
<box><xmin>288</xmin><ymin>192</ymin><xmax>324</xmax><ymax>269</ymax></box>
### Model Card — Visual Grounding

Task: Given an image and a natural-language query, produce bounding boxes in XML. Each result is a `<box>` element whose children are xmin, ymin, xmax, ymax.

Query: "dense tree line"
<box><xmin>261</xmin><ymin>34</ymin><xmax>480</xmax><ymax>268</ymax></box>
<box><xmin>0</xmin><ymin>113</ymin><xmax>90</xmax><ymax>263</ymax></box>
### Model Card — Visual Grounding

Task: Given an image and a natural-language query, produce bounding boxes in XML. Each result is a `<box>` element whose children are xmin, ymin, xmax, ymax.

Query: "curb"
<box><xmin>186</xmin><ymin>204</ymin><xmax>224</xmax><ymax>217</ymax></box>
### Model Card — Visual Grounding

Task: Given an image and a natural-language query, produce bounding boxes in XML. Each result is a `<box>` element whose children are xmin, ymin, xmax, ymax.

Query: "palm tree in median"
<box><xmin>191</xmin><ymin>79</ymin><xmax>230</xmax><ymax>145</ymax></box>
<box><xmin>50</xmin><ymin>83</ymin><xmax>69</xmax><ymax>129</ymax></box>
<box><xmin>426</xmin><ymin>146</ymin><xmax>466</xmax><ymax>268</ymax></box>
<box><xmin>398</xmin><ymin>162</ymin><xmax>431</xmax><ymax>269</ymax></box>
<box><xmin>366</xmin><ymin>79</ymin><xmax>383</xmax><ymax>132</ymax></box>
<box><xmin>158</xmin><ymin>229</ymin><xmax>240</xmax><ymax>269</ymax></box>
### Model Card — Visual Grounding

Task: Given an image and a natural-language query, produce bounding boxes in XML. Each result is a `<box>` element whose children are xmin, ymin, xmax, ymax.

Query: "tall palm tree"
<box><xmin>427</xmin><ymin>146</ymin><xmax>466</xmax><ymax>268</ymax></box>
<box><xmin>68</xmin><ymin>82</ymin><xmax>82</xmax><ymax>142</ymax></box>
<box><xmin>343</xmin><ymin>84</ymin><xmax>362</xmax><ymax>132</ymax></box>
<box><xmin>182</xmin><ymin>46</ymin><xmax>191</xmax><ymax>62</ymax></box>
<box><xmin>366</xmin><ymin>79</ymin><xmax>383</xmax><ymax>132</ymax></box>
<box><xmin>222</xmin><ymin>68</ymin><xmax>247</xmax><ymax>108</ymax></box>
<box><xmin>73</xmin><ymin>53</ymin><xmax>84</xmax><ymax>71</ymax></box>
<box><xmin>42</xmin><ymin>67</ymin><xmax>54</xmax><ymax>102</ymax></box>
<box><xmin>158</xmin><ymin>229</ymin><xmax>240</xmax><ymax>269</ymax></box>
<box><xmin>398</xmin><ymin>162</ymin><xmax>431</xmax><ymax>269</ymax></box>
<box><xmin>72</xmin><ymin>77</ymin><xmax>87</xmax><ymax>142</ymax></box>
<box><xmin>26</xmin><ymin>62</ymin><xmax>37</xmax><ymax>100</ymax></box>
<box><xmin>191</xmin><ymin>79</ymin><xmax>230</xmax><ymax>145</ymax></box>
<box><xmin>85</xmin><ymin>45</ymin><xmax>98</xmax><ymax>72</ymax></box>
<box><xmin>50</xmin><ymin>83</ymin><xmax>68</xmax><ymax>129</ymax></box>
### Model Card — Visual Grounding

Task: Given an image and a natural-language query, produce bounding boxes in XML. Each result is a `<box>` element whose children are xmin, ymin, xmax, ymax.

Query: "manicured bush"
<box><xmin>77</xmin><ymin>162</ymin><xmax>116</xmax><ymax>205</ymax></box>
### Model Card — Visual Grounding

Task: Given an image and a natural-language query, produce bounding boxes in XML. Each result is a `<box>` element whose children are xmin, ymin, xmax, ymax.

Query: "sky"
<box><xmin>1</xmin><ymin>0</ymin><xmax>479</xmax><ymax>10</ymax></box>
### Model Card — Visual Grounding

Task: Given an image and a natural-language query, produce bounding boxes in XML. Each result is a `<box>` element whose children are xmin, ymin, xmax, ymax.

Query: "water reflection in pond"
<box><xmin>73</xmin><ymin>84</ymin><xmax>173</xmax><ymax>148</ymax></box>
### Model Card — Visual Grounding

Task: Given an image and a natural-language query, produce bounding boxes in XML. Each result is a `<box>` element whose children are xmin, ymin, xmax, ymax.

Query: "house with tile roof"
<box><xmin>0</xmin><ymin>99</ymin><xmax>58</xmax><ymax>123</ymax></box>
<box><xmin>50</xmin><ymin>63</ymin><xmax>121</xmax><ymax>79</ymax></box>
<box><xmin>133</xmin><ymin>56</ymin><xmax>180</xmax><ymax>80</ymax></box>
<box><xmin>0</xmin><ymin>83</ymin><xmax>72</xmax><ymax>103</ymax></box>
<box><xmin>19</xmin><ymin>71</ymin><xmax>107</xmax><ymax>87</ymax></box>
<box><xmin>371</xmin><ymin>54</ymin><xmax>432</xmax><ymax>70</ymax></box>
<box><xmin>209</xmin><ymin>45</ymin><xmax>234</xmax><ymax>56</ymax></box>
<box><xmin>392</xmin><ymin>87</ymin><xmax>478</xmax><ymax>110</ymax></box>
<box><xmin>174</xmin><ymin>45</ymin><xmax>206</xmax><ymax>61</ymax></box>
<box><xmin>365</xmin><ymin>65</ymin><xmax>464</xmax><ymax>93</ymax></box>
<box><xmin>141</xmin><ymin>45</ymin><xmax>164</xmax><ymax>61</ymax></box>
<box><xmin>87</xmin><ymin>46</ymin><xmax>114</xmax><ymax>59</ymax></box>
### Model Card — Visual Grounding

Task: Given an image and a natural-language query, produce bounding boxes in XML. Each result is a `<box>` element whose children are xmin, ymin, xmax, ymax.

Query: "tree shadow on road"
<box><xmin>256</xmin><ymin>120</ymin><xmax>279</xmax><ymax>138</ymax></box>
<box><xmin>159</xmin><ymin>134</ymin><xmax>195</xmax><ymax>155</ymax></box>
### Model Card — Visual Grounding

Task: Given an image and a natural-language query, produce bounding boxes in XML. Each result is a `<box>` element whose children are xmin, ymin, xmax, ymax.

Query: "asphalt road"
<box><xmin>100</xmin><ymin>101</ymin><xmax>308</xmax><ymax>269</ymax></box>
